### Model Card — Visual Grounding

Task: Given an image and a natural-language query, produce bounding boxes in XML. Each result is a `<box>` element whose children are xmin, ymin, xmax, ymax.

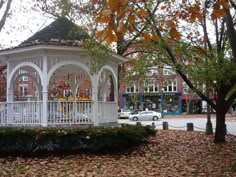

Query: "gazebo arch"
<box><xmin>99</xmin><ymin>65</ymin><xmax>118</xmax><ymax>89</ymax></box>
<box><xmin>8</xmin><ymin>62</ymin><xmax>43</xmax><ymax>89</ymax></box>
<box><xmin>14</xmin><ymin>73</ymin><xmax>42</xmax><ymax>101</ymax></box>
<box><xmin>47</xmin><ymin>60</ymin><xmax>91</xmax><ymax>85</ymax></box>
<box><xmin>98</xmin><ymin>65</ymin><xmax>118</xmax><ymax>102</ymax></box>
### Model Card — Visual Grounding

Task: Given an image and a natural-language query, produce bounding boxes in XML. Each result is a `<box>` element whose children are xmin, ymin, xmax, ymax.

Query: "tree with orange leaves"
<box><xmin>92</xmin><ymin>0</ymin><xmax>236</xmax><ymax>143</ymax></box>
<box><xmin>35</xmin><ymin>0</ymin><xmax>236</xmax><ymax>143</ymax></box>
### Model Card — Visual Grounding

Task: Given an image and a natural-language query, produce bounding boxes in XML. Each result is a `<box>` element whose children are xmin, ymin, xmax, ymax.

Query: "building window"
<box><xmin>126</xmin><ymin>82</ymin><xmax>138</xmax><ymax>93</ymax></box>
<box><xmin>144</xmin><ymin>80</ymin><xmax>159</xmax><ymax>93</ymax></box>
<box><xmin>163</xmin><ymin>80</ymin><xmax>177</xmax><ymax>92</ymax></box>
<box><xmin>183</xmin><ymin>82</ymin><xmax>189</xmax><ymax>94</ymax></box>
<box><xmin>22</xmin><ymin>76</ymin><xmax>28</xmax><ymax>81</ymax></box>
<box><xmin>163</xmin><ymin>65</ymin><xmax>175</xmax><ymax>75</ymax></box>
<box><xmin>19</xmin><ymin>85</ymin><xmax>28</xmax><ymax>96</ymax></box>
<box><xmin>148</xmin><ymin>81</ymin><xmax>153</xmax><ymax>92</ymax></box>
<box><xmin>63</xmin><ymin>89</ymin><xmax>72</xmax><ymax>97</ymax></box>
<box><xmin>147</xmin><ymin>66</ymin><xmax>158</xmax><ymax>77</ymax></box>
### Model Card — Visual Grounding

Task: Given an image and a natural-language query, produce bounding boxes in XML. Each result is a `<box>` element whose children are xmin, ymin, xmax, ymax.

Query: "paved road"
<box><xmin>118</xmin><ymin>116</ymin><xmax>236</xmax><ymax>135</ymax></box>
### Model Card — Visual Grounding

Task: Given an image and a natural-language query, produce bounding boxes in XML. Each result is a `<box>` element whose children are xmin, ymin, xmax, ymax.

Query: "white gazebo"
<box><xmin>0</xmin><ymin>17</ymin><xmax>126</xmax><ymax>127</ymax></box>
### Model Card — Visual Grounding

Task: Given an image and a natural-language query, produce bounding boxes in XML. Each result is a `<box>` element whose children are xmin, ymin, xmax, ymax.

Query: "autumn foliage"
<box><xmin>93</xmin><ymin>0</ymin><xmax>231</xmax><ymax>44</ymax></box>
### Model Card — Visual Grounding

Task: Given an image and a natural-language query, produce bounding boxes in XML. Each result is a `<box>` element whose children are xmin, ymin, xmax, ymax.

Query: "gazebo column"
<box><xmin>101</xmin><ymin>84</ymin><xmax>107</xmax><ymax>101</ymax></box>
<box><xmin>6</xmin><ymin>87</ymin><xmax>14</xmax><ymax>124</ymax></box>
<box><xmin>42</xmin><ymin>55</ymin><xmax>48</xmax><ymax>126</ymax></box>
<box><xmin>114</xmin><ymin>84</ymin><xmax>118</xmax><ymax>103</ymax></box>
<box><xmin>7</xmin><ymin>62</ymin><xmax>13</xmax><ymax>124</ymax></box>
<box><xmin>101</xmin><ymin>72</ymin><xmax>108</xmax><ymax>101</ymax></box>
<box><xmin>91</xmin><ymin>75</ymin><xmax>99</xmax><ymax>126</ymax></box>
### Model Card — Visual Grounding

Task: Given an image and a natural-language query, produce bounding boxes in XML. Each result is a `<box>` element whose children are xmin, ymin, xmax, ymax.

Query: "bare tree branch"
<box><xmin>0</xmin><ymin>0</ymin><xmax>13</xmax><ymax>32</ymax></box>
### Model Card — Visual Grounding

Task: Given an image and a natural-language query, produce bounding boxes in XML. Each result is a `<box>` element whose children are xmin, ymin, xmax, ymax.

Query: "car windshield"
<box><xmin>131</xmin><ymin>110</ymin><xmax>141</xmax><ymax>114</ymax></box>
<box><xmin>122</xmin><ymin>109</ymin><xmax>130</xmax><ymax>112</ymax></box>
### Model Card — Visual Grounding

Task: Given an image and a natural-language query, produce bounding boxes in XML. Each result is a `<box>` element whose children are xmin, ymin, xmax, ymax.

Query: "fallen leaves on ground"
<box><xmin>0</xmin><ymin>130</ymin><xmax>236</xmax><ymax>177</ymax></box>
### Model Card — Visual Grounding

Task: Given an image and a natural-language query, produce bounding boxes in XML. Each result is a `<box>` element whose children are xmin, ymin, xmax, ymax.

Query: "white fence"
<box><xmin>0</xmin><ymin>100</ymin><xmax>118</xmax><ymax>126</ymax></box>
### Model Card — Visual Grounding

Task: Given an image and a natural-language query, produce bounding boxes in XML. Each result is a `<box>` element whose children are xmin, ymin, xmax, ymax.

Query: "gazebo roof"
<box><xmin>20</xmin><ymin>17</ymin><xmax>89</xmax><ymax>47</ymax></box>
<box><xmin>0</xmin><ymin>17</ymin><xmax>127</xmax><ymax>64</ymax></box>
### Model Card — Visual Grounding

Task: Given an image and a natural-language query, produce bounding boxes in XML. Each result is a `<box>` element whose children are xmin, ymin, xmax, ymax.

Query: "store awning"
<box><xmin>181</xmin><ymin>95</ymin><xmax>200</xmax><ymax>100</ymax></box>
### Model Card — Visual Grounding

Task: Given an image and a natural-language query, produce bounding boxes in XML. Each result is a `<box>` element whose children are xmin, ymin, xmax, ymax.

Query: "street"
<box><xmin>118</xmin><ymin>116</ymin><xmax>236</xmax><ymax>135</ymax></box>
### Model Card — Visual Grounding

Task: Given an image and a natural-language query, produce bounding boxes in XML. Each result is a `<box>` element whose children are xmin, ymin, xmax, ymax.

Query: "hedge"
<box><xmin>0</xmin><ymin>124</ymin><xmax>156</xmax><ymax>156</ymax></box>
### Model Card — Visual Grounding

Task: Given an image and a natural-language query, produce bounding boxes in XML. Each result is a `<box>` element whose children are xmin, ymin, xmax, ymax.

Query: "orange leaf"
<box><xmin>96</xmin><ymin>15</ymin><xmax>111</xmax><ymax>23</ymax></box>
<box><xmin>120</xmin><ymin>0</ymin><xmax>128</xmax><ymax>7</ymax></box>
<box><xmin>117</xmin><ymin>21</ymin><xmax>125</xmax><ymax>33</ymax></box>
<box><xmin>159</xmin><ymin>26</ymin><xmax>164</xmax><ymax>32</ymax></box>
<box><xmin>211</xmin><ymin>9</ymin><xmax>227</xmax><ymax>19</ymax></box>
<box><xmin>129</xmin><ymin>15</ymin><xmax>135</xmax><ymax>25</ymax></box>
<box><xmin>169</xmin><ymin>28</ymin><xmax>182</xmax><ymax>40</ymax></box>
<box><xmin>105</xmin><ymin>33</ymin><xmax>118</xmax><ymax>44</ymax></box>
<box><xmin>111</xmin><ymin>33</ymin><xmax>118</xmax><ymax>42</ymax></box>
<box><xmin>102</xmin><ymin>9</ymin><xmax>112</xmax><ymax>16</ymax></box>
<box><xmin>143</xmin><ymin>32</ymin><xmax>151</xmax><ymax>44</ymax></box>
<box><xmin>166</xmin><ymin>20</ymin><xmax>176</xmax><ymax>28</ymax></box>
<box><xmin>96</xmin><ymin>30</ymin><xmax>105</xmax><ymax>39</ymax></box>
<box><xmin>177</xmin><ymin>50</ymin><xmax>184</xmax><ymax>57</ymax></box>
<box><xmin>151</xmin><ymin>34</ymin><xmax>160</xmax><ymax>41</ymax></box>
<box><xmin>213</xmin><ymin>2</ymin><xmax>221</xmax><ymax>10</ymax></box>
<box><xmin>198</xmin><ymin>48</ymin><xmax>205</xmax><ymax>55</ymax></box>
<box><xmin>139</xmin><ymin>8</ymin><xmax>148</xmax><ymax>19</ymax></box>
<box><xmin>127</xmin><ymin>26</ymin><xmax>134</xmax><ymax>33</ymax></box>
<box><xmin>219</xmin><ymin>0</ymin><xmax>231</xmax><ymax>9</ymax></box>
<box><xmin>108</xmin><ymin>0</ymin><xmax>119</xmax><ymax>11</ymax></box>
<box><xmin>118</xmin><ymin>9</ymin><xmax>126</xmax><ymax>17</ymax></box>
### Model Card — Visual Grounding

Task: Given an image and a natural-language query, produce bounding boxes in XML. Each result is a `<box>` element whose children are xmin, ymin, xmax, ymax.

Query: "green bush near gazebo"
<box><xmin>0</xmin><ymin>124</ymin><xmax>156</xmax><ymax>156</ymax></box>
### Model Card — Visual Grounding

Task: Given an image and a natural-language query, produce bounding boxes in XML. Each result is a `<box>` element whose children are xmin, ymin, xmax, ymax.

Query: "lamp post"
<box><xmin>160</xmin><ymin>88</ymin><xmax>164</xmax><ymax>114</ymax></box>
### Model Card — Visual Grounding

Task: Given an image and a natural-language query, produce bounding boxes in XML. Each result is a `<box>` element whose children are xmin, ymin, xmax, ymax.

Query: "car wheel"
<box><xmin>153</xmin><ymin>116</ymin><xmax>158</xmax><ymax>121</ymax></box>
<box><xmin>133</xmin><ymin>117</ymin><xmax>138</xmax><ymax>121</ymax></box>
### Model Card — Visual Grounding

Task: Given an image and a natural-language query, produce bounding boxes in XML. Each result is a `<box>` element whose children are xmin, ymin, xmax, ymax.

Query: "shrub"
<box><xmin>0</xmin><ymin>124</ymin><xmax>156</xmax><ymax>156</ymax></box>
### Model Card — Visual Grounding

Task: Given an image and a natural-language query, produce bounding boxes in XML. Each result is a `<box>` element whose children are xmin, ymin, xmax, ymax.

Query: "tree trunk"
<box><xmin>206</xmin><ymin>103</ymin><xmax>213</xmax><ymax>135</ymax></box>
<box><xmin>214</xmin><ymin>111</ymin><xmax>226</xmax><ymax>143</ymax></box>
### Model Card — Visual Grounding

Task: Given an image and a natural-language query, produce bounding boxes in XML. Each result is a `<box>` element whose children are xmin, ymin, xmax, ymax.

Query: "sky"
<box><xmin>0</xmin><ymin>0</ymin><xmax>54</xmax><ymax>49</ymax></box>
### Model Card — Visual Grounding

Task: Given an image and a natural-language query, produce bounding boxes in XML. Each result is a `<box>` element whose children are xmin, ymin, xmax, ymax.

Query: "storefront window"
<box><xmin>143</xmin><ymin>96</ymin><xmax>161</xmax><ymax>111</ymax></box>
<box><xmin>122</xmin><ymin>92</ymin><xmax>181</xmax><ymax>114</ymax></box>
<box><xmin>162</xmin><ymin>95</ymin><xmax>179</xmax><ymax>113</ymax></box>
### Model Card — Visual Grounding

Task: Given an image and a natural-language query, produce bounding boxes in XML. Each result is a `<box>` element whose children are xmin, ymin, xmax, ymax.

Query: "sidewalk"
<box><xmin>163</xmin><ymin>113</ymin><xmax>236</xmax><ymax>122</ymax></box>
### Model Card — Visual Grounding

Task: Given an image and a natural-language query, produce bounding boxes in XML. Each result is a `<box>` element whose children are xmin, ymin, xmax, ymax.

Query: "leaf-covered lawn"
<box><xmin>0</xmin><ymin>130</ymin><xmax>236</xmax><ymax>177</ymax></box>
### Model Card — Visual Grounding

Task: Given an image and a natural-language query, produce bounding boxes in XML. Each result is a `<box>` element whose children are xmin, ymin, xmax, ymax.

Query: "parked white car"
<box><xmin>118</xmin><ymin>109</ymin><xmax>131</xmax><ymax>119</ymax></box>
<box><xmin>129</xmin><ymin>111</ymin><xmax>163</xmax><ymax>121</ymax></box>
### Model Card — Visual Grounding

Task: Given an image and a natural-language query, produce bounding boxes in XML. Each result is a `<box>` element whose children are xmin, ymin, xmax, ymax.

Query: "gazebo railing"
<box><xmin>5</xmin><ymin>101</ymin><xmax>43</xmax><ymax>125</ymax></box>
<box><xmin>48</xmin><ymin>100</ymin><xmax>93</xmax><ymax>125</ymax></box>
<box><xmin>0</xmin><ymin>102</ymin><xmax>7</xmax><ymax>124</ymax></box>
<box><xmin>0</xmin><ymin>100</ymin><xmax>118</xmax><ymax>126</ymax></box>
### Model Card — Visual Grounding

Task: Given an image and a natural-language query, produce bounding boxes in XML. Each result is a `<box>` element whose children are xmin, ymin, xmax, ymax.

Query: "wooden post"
<box><xmin>163</xmin><ymin>122</ymin><xmax>169</xmax><ymax>130</ymax></box>
<box><xmin>152</xmin><ymin>122</ymin><xmax>155</xmax><ymax>129</ymax></box>
<box><xmin>224</xmin><ymin>124</ymin><xmax>227</xmax><ymax>135</ymax></box>
<box><xmin>136</xmin><ymin>122</ymin><xmax>141</xmax><ymax>126</ymax></box>
<box><xmin>187</xmin><ymin>123</ymin><xmax>194</xmax><ymax>131</ymax></box>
